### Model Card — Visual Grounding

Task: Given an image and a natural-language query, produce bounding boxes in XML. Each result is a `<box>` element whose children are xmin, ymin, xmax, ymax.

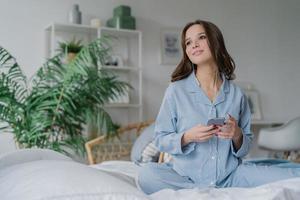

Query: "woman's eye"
<box><xmin>185</xmin><ymin>41</ymin><xmax>191</xmax><ymax>46</ymax></box>
<box><xmin>199</xmin><ymin>35</ymin><xmax>206</xmax><ymax>40</ymax></box>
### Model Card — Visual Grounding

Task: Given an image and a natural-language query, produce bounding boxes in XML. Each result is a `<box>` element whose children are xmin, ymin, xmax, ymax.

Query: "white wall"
<box><xmin>0</xmin><ymin>0</ymin><xmax>299</xmax><ymax>123</ymax></box>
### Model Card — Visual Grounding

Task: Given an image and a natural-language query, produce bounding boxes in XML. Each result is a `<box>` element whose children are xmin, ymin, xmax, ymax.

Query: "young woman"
<box><xmin>138</xmin><ymin>20</ymin><xmax>300</xmax><ymax>195</ymax></box>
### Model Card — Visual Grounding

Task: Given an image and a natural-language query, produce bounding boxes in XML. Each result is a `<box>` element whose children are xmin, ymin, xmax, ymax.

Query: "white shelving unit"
<box><xmin>45</xmin><ymin>23</ymin><xmax>143</xmax><ymax>125</ymax></box>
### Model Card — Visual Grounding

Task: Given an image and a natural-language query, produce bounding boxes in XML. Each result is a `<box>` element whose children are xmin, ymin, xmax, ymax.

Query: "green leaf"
<box><xmin>0</xmin><ymin>37</ymin><xmax>130</xmax><ymax>158</ymax></box>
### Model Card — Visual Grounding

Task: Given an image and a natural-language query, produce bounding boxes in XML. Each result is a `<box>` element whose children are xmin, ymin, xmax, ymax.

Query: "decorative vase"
<box><xmin>69</xmin><ymin>4</ymin><xmax>82</xmax><ymax>24</ymax></box>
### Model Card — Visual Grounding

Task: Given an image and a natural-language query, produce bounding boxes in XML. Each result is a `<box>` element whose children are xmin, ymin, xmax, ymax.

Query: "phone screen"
<box><xmin>207</xmin><ymin>117</ymin><xmax>225</xmax><ymax>126</ymax></box>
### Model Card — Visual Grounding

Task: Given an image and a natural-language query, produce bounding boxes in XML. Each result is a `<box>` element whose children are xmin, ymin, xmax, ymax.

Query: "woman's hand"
<box><xmin>216</xmin><ymin>115</ymin><xmax>241</xmax><ymax>140</ymax></box>
<box><xmin>216</xmin><ymin>114</ymin><xmax>243</xmax><ymax>150</ymax></box>
<box><xmin>182</xmin><ymin>124</ymin><xmax>218</xmax><ymax>146</ymax></box>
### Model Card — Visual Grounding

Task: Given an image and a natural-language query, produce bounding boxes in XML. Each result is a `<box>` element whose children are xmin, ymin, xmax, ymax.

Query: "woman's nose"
<box><xmin>192</xmin><ymin>41</ymin><xmax>200</xmax><ymax>48</ymax></box>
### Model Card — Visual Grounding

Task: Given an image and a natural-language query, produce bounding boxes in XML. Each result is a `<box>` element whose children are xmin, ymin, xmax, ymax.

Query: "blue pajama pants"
<box><xmin>137</xmin><ymin>161</ymin><xmax>300</xmax><ymax>195</ymax></box>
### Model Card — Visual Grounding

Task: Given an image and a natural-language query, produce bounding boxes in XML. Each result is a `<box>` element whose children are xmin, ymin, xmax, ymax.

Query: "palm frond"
<box><xmin>0</xmin><ymin>37</ymin><xmax>131</xmax><ymax>157</ymax></box>
<box><xmin>0</xmin><ymin>47</ymin><xmax>28</xmax><ymax>103</ymax></box>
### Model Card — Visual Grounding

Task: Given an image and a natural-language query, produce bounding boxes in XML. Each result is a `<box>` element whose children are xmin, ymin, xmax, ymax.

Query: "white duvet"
<box><xmin>94</xmin><ymin>161</ymin><xmax>300</xmax><ymax>200</ymax></box>
<box><xmin>1</xmin><ymin>149</ymin><xmax>300</xmax><ymax>200</ymax></box>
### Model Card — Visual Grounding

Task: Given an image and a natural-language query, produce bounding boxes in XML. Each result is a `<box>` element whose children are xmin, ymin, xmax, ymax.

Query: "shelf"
<box><xmin>45</xmin><ymin>22</ymin><xmax>143</xmax><ymax>123</ymax></box>
<box><xmin>99</xmin><ymin>27</ymin><xmax>141</xmax><ymax>38</ymax></box>
<box><xmin>101</xmin><ymin>66</ymin><xmax>141</xmax><ymax>71</ymax></box>
<box><xmin>45</xmin><ymin>23</ymin><xmax>141</xmax><ymax>37</ymax></box>
<box><xmin>46</xmin><ymin>23</ymin><xmax>97</xmax><ymax>35</ymax></box>
<box><xmin>45</xmin><ymin>23</ymin><xmax>97</xmax><ymax>34</ymax></box>
<box><xmin>104</xmin><ymin>103</ymin><xmax>141</xmax><ymax>108</ymax></box>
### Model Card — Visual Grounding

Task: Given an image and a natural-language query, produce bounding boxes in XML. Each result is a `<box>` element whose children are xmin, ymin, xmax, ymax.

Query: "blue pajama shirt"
<box><xmin>138</xmin><ymin>72</ymin><xmax>300</xmax><ymax>194</ymax></box>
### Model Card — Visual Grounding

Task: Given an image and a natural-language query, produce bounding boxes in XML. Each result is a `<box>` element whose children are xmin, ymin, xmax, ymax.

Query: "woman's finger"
<box><xmin>226</xmin><ymin>119</ymin><xmax>235</xmax><ymax>127</ymax></box>
<box><xmin>198</xmin><ymin>125</ymin><xmax>215</xmax><ymax>132</ymax></box>
<box><xmin>218</xmin><ymin>125</ymin><xmax>231</xmax><ymax>133</ymax></box>
<box><xmin>216</xmin><ymin>131</ymin><xmax>233</xmax><ymax>138</ymax></box>
<box><xmin>201</xmin><ymin>127</ymin><xmax>218</xmax><ymax>136</ymax></box>
<box><xmin>227</xmin><ymin>114</ymin><xmax>236</xmax><ymax>121</ymax></box>
<box><xmin>194</xmin><ymin>133</ymin><xmax>214</xmax><ymax>142</ymax></box>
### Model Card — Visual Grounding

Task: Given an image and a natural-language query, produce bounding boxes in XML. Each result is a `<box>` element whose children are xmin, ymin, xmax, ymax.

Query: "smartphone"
<box><xmin>207</xmin><ymin>117</ymin><xmax>226</xmax><ymax>126</ymax></box>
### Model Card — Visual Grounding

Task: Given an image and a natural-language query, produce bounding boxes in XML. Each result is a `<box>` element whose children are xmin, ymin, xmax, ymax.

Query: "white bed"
<box><xmin>1</xmin><ymin>149</ymin><xmax>300</xmax><ymax>200</ymax></box>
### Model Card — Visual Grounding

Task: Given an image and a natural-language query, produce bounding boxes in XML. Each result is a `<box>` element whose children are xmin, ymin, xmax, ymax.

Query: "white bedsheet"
<box><xmin>150</xmin><ymin>178</ymin><xmax>300</xmax><ymax>200</ymax></box>
<box><xmin>1</xmin><ymin>149</ymin><xmax>300</xmax><ymax>200</ymax></box>
<box><xmin>93</xmin><ymin>161</ymin><xmax>300</xmax><ymax>200</ymax></box>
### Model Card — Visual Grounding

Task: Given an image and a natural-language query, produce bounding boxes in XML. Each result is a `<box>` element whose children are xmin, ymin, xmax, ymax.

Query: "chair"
<box><xmin>257</xmin><ymin>116</ymin><xmax>300</xmax><ymax>161</ymax></box>
<box><xmin>85</xmin><ymin>120</ymin><xmax>154</xmax><ymax>165</ymax></box>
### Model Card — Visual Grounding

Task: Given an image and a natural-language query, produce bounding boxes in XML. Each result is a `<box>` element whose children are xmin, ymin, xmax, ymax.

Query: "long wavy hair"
<box><xmin>171</xmin><ymin>20</ymin><xmax>236</xmax><ymax>82</ymax></box>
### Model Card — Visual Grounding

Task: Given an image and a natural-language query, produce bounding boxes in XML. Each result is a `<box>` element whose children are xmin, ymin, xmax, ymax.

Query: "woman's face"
<box><xmin>185</xmin><ymin>24</ymin><xmax>213</xmax><ymax>65</ymax></box>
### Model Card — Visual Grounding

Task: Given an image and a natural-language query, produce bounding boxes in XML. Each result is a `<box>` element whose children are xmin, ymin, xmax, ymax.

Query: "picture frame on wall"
<box><xmin>244</xmin><ymin>90</ymin><xmax>262</xmax><ymax>120</ymax></box>
<box><xmin>160</xmin><ymin>28</ymin><xmax>182</xmax><ymax>65</ymax></box>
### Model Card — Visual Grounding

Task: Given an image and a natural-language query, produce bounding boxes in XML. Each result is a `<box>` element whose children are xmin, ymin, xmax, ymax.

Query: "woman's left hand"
<box><xmin>216</xmin><ymin>114</ymin><xmax>242</xmax><ymax>140</ymax></box>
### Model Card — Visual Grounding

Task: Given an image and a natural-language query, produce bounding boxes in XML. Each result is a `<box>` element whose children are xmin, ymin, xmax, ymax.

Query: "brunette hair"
<box><xmin>171</xmin><ymin>20</ymin><xmax>236</xmax><ymax>82</ymax></box>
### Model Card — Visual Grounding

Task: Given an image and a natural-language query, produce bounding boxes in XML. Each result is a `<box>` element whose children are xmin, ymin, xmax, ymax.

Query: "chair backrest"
<box><xmin>85</xmin><ymin>120</ymin><xmax>154</xmax><ymax>165</ymax></box>
<box><xmin>258</xmin><ymin>117</ymin><xmax>300</xmax><ymax>151</ymax></box>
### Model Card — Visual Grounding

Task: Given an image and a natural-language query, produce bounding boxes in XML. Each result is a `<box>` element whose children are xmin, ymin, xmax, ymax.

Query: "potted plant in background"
<box><xmin>58</xmin><ymin>38</ymin><xmax>83</xmax><ymax>63</ymax></box>
<box><xmin>0</xmin><ymin>37</ymin><xmax>130</xmax><ymax>157</ymax></box>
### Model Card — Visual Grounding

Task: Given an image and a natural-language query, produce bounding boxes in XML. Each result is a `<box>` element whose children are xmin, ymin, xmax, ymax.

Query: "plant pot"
<box><xmin>67</xmin><ymin>53</ymin><xmax>77</xmax><ymax>63</ymax></box>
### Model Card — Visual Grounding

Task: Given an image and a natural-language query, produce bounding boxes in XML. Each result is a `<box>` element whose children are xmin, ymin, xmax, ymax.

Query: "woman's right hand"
<box><xmin>182</xmin><ymin>124</ymin><xmax>218</xmax><ymax>146</ymax></box>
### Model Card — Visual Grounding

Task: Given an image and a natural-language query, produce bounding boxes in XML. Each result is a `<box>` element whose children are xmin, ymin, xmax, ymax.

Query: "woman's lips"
<box><xmin>192</xmin><ymin>50</ymin><xmax>204</xmax><ymax>56</ymax></box>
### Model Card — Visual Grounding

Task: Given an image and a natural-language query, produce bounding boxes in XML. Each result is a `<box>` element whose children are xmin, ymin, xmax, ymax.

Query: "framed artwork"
<box><xmin>160</xmin><ymin>28</ymin><xmax>182</xmax><ymax>65</ymax></box>
<box><xmin>244</xmin><ymin>90</ymin><xmax>262</xmax><ymax>120</ymax></box>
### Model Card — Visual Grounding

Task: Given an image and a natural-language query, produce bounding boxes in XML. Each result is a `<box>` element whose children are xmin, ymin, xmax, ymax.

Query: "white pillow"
<box><xmin>162</xmin><ymin>152</ymin><xmax>173</xmax><ymax>163</ymax></box>
<box><xmin>0</xmin><ymin>148</ymin><xmax>72</xmax><ymax>170</ymax></box>
<box><xmin>140</xmin><ymin>141</ymin><xmax>160</xmax><ymax>163</ymax></box>
<box><xmin>0</xmin><ymin>151</ymin><xmax>148</xmax><ymax>200</ymax></box>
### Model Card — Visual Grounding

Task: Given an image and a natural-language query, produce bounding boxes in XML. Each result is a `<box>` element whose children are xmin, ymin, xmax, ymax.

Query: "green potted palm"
<box><xmin>0</xmin><ymin>37</ymin><xmax>130</xmax><ymax>157</ymax></box>
<box><xmin>58</xmin><ymin>38</ymin><xmax>83</xmax><ymax>62</ymax></box>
